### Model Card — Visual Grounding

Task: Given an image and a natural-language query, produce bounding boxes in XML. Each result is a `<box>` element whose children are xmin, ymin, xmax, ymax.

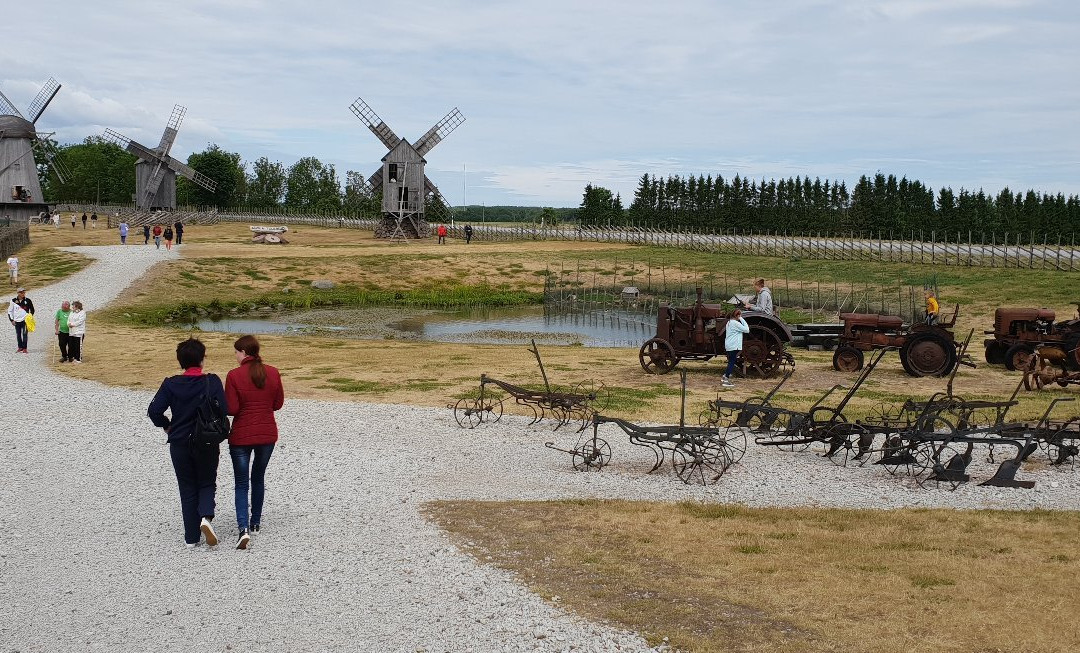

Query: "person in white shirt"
<box><xmin>6</xmin><ymin>255</ymin><xmax>17</xmax><ymax>287</ymax></box>
<box><xmin>722</xmin><ymin>309</ymin><xmax>750</xmax><ymax>387</ymax></box>
<box><xmin>750</xmin><ymin>278</ymin><xmax>773</xmax><ymax>315</ymax></box>
<box><xmin>67</xmin><ymin>300</ymin><xmax>86</xmax><ymax>362</ymax></box>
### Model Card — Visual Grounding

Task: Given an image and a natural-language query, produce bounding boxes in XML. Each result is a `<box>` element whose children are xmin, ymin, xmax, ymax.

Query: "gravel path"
<box><xmin>3</xmin><ymin>246</ymin><xmax>1079</xmax><ymax>653</ymax></box>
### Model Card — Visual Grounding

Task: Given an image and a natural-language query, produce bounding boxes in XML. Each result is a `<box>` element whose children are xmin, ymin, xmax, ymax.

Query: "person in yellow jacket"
<box><xmin>925</xmin><ymin>289</ymin><xmax>940</xmax><ymax>325</ymax></box>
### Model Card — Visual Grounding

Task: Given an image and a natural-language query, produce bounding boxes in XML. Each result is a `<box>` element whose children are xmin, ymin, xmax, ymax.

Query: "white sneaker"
<box><xmin>200</xmin><ymin>518</ymin><xmax>218</xmax><ymax>546</ymax></box>
<box><xmin>721</xmin><ymin>378</ymin><xmax>735</xmax><ymax>387</ymax></box>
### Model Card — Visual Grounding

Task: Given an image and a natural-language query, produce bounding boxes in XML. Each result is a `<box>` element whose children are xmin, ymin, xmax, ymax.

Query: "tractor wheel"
<box><xmin>984</xmin><ymin>340</ymin><xmax>1008</xmax><ymax>365</ymax></box>
<box><xmin>739</xmin><ymin>325</ymin><xmax>786</xmax><ymax>378</ymax></box>
<box><xmin>1003</xmin><ymin>343</ymin><xmax>1034</xmax><ymax>371</ymax></box>
<box><xmin>900</xmin><ymin>332</ymin><xmax>956</xmax><ymax>377</ymax></box>
<box><xmin>832</xmin><ymin>346</ymin><xmax>865</xmax><ymax>372</ymax></box>
<box><xmin>639</xmin><ymin>338</ymin><xmax>678</xmax><ymax>375</ymax></box>
<box><xmin>1064</xmin><ymin>335</ymin><xmax>1080</xmax><ymax>371</ymax></box>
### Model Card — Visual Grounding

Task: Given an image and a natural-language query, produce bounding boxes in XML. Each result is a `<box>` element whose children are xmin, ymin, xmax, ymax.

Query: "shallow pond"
<box><xmin>194</xmin><ymin>305</ymin><xmax>655</xmax><ymax>347</ymax></box>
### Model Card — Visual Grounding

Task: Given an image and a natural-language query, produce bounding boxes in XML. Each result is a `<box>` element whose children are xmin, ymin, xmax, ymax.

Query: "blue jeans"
<box><xmin>230</xmin><ymin>443</ymin><xmax>275</xmax><ymax>531</ymax></box>
<box><xmin>725</xmin><ymin>349</ymin><xmax>740</xmax><ymax>378</ymax></box>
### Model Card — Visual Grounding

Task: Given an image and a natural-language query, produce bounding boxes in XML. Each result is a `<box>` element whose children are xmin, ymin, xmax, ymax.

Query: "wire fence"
<box><xmin>54</xmin><ymin>203</ymin><xmax>1080</xmax><ymax>271</ymax></box>
<box><xmin>542</xmin><ymin>259</ymin><xmax>927</xmax><ymax>326</ymax></box>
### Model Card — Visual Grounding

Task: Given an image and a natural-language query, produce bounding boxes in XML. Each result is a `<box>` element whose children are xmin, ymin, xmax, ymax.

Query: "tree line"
<box><xmin>580</xmin><ymin>173</ymin><xmax>1080</xmax><ymax>239</ymax></box>
<box><xmin>41</xmin><ymin>137</ymin><xmax>381</xmax><ymax>215</ymax></box>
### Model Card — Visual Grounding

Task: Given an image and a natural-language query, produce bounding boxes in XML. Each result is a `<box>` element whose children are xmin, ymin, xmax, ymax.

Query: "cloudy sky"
<box><xmin>5</xmin><ymin>0</ymin><xmax>1078</xmax><ymax>206</ymax></box>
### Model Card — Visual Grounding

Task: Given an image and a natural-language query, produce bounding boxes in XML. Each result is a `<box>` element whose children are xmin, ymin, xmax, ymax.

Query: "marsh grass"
<box><xmin>428</xmin><ymin>500</ymin><xmax>1080</xmax><ymax>653</ymax></box>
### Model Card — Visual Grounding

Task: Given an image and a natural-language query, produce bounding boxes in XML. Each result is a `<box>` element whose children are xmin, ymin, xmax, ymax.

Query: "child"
<box><xmin>925</xmin><ymin>290</ymin><xmax>939</xmax><ymax>325</ymax></box>
<box><xmin>722</xmin><ymin>309</ymin><xmax>750</xmax><ymax>387</ymax></box>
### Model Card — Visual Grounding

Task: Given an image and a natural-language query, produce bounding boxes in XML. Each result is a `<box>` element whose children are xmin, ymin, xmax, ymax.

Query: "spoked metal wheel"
<box><xmin>571</xmin><ymin>437</ymin><xmax>611</xmax><ymax>471</ymax></box>
<box><xmin>821</xmin><ymin>423</ymin><xmax>865</xmax><ymax>467</ymax></box>
<box><xmin>573</xmin><ymin>380</ymin><xmax>612</xmax><ymax>414</ymax></box>
<box><xmin>718</xmin><ymin>428</ymin><xmax>748</xmax><ymax>464</ymax></box>
<box><xmin>880</xmin><ymin>435</ymin><xmax>917</xmax><ymax>476</ymax></box>
<box><xmin>476</xmin><ymin>397</ymin><xmax>504</xmax><ymax>424</ymax></box>
<box><xmin>672</xmin><ymin>436</ymin><xmax>731</xmax><ymax>485</ymax></box>
<box><xmin>698</xmin><ymin>407</ymin><xmax>720</xmax><ymax>428</ymax></box>
<box><xmin>639</xmin><ymin>338</ymin><xmax>678</xmax><ymax>375</ymax></box>
<box><xmin>1045</xmin><ymin>438</ymin><xmax>1079</xmax><ymax>467</ymax></box>
<box><xmin>453</xmin><ymin>397</ymin><xmax>483</xmax><ymax>429</ymax></box>
<box><xmin>739</xmin><ymin>326</ymin><xmax>785</xmax><ymax>378</ymax></box>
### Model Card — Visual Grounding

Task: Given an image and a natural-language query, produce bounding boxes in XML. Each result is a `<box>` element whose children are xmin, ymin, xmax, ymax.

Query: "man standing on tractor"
<box><xmin>749</xmin><ymin>279</ymin><xmax>773</xmax><ymax>315</ymax></box>
<box><xmin>925</xmin><ymin>289</ymin><xmax>939</xmax><ymax>325</ymax></box>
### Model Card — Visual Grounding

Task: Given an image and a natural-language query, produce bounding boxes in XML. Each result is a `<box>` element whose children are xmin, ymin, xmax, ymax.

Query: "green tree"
<box><xmin>245</xmin><ymin>157</ymin><xmax>287</xmax><ymax>208</ymax></box>
<box><xmin>285</xmin><ymin>156</ymin><xmax>342</xmax><ymax>210</ymax></box>
<box><xmin>177</xmin><ymin>144</ymin><xmax>245</xmax><ymax>208</ymax></box>
<box><xmin>343</xmin><ymin>170</ymin><xmax>380</xmax><ymax>215</ymax></box>
<box><xmin>47</xmin><ymin>137</ymin><xmax>137</xmax><ymax>203</ymax></box>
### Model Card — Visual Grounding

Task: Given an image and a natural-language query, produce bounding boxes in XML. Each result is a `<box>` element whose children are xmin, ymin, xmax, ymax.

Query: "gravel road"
<box><xmin>3</xmin><ymin>245</ymin><xmax>1078</xmax><ymax>653</ymax></box>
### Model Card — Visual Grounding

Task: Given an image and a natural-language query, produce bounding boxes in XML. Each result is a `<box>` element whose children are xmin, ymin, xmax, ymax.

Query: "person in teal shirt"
<box><xmin>54</xmin><ymin>300</ymin><xmax>71</xmax><ymax>362</ymax></box>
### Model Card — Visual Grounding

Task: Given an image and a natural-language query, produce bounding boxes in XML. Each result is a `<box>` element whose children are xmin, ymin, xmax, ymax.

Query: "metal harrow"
<box><xmin>450</xmin><ymin>339</ymin><xmax>608</xmax><ymax>432</ymax></box>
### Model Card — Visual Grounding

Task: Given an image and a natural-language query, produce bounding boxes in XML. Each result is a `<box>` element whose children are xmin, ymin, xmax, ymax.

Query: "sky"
<box><xmin>4</xmin><ymin>0</ymin><xmax>1078</xmax><ymax>207</ymax></box>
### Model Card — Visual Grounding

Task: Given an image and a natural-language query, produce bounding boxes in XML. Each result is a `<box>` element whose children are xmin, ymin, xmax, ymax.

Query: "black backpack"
<box><xmin>192</xmin><ymin>375</ymin><xmax>231</xmax><ymax>447</ymax></box>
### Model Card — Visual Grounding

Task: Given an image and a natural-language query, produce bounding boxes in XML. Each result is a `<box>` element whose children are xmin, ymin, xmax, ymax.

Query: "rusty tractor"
<box><xmin>639</xmin><ymin>288</ymin><xmax>794</xmax><ymax>377</ymax></box>
<box><xmin>983</xmin><ymin>306</ymin><xmax>1080</xmax><ymax>371</ymax></box>
<box><xmin>831</xmin><ymin>305</ymin><xmax>972</xmax><ymax>377</ymax></box>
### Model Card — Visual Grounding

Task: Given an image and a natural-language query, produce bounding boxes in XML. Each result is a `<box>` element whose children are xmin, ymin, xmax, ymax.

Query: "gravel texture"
<box><xmin>3</xmin><ymin>245</ymin><xmax>1079</xmax><ymax>653</ymax></box>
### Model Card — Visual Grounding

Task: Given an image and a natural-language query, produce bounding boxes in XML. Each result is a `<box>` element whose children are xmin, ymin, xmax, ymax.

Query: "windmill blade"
<box><xmin>34</xmin><ymin>136</ymin><xmax>71</xmax><ymax>184</ymax></box>
<box><xmin>104</xmin><ymin>129</ymin><xmax>162</xmax><ymax>162</ymax></box>
<box><xmin>0</xmin><ymin>86</ymin><xmax>25</xmax><ymax>119</ymax></box>
<box><xmin>367</xmin><ymin>168</ymin><xmax>383</xmax><ymax>193</ymax></box>
<box><xmin>423</xmin><ymin>175</ymin><xmax>454</xmax><ymax>221</ymax></box>
<box><xmin>157</xmin><ymin>104</ymin><xmax>186</xmax><ymax>155</ymax></box>
<box><xmin>27</xmin><ymin>78</ymin><xmax>61</xmax><ymax>124</ymax></box>
<box><xmin>167</xmin><ymin>155</ymin><xmax>218</xmax><ymax>192</ymax></box>
<box><xmin>143</xmin><ymin>161</ymin><xmax>168</xmax><ymax>207</ymax></box>
<box><xmin>349</xmin><ymin>97</ymin><xmax>400</xmax><ymax>150</ymax></box>
<box><xmin>414</xmin><ymin>108</ymin><xmax>465</xmax><ymax>157</ymax></box>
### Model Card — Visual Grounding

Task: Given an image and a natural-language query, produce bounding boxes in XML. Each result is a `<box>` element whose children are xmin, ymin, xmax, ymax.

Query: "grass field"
<box><xmin>431</xmin><ymin>500</ymin><xmax>1080</xmax><ymax>653</ymax></box>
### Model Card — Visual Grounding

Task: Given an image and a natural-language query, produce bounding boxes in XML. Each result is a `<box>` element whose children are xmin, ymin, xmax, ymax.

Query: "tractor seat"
<box><xmin>839</xmin><ymin>313</ymin><xmax>905</xmax><ymax>330</ymax></box>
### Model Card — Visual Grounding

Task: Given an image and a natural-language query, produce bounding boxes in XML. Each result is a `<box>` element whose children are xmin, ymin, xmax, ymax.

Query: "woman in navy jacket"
<box><xmin>148</xmin><ymin>338</ymin><xmax>227</xmax><ymax>548</ymax></box>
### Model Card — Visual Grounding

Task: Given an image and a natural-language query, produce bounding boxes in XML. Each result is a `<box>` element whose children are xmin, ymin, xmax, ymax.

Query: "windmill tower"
<box><xmin>103</xmin><ymin>104</ymin><xmax>217</xmax><ymax>211</ymax></box>
<box><xmin>0</xmin><ymin>78</ymin><xmax>69</xmax><ymax>223</ymax></box>
<box><xmin>349</xmin><ymin>97</ymin><xmax>464</xmax><ymax>240</ymax></box>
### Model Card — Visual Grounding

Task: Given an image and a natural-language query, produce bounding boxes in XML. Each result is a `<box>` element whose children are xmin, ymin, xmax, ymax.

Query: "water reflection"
<box><xmin>195</xmin><ymin>304</ymin><xmax>655</xmax><ymax>348</ymax></box>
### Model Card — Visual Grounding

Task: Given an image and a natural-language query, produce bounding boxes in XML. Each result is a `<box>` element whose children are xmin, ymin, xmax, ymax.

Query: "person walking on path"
<box><xmin>54</xmin><ymin>300</ymin><xmax>71</xmax><ymax>362</ymax></box>
<box><xmin>6</xmin><ymin>254</ymin><xmax>17</xmax><ymax>287</ymax></box>
<box><xmin>90</xmin><ymin>212</ymin><xmax>98</xmax><ymax>229</ymax></box>
<box><xmin>749</xmin><ymin>279</ymin><xmax>774</xmax><ymax>315</ymax></box>
<box><xmin>153</xmin><ymin>224</ymin><xmax>162</xmax><ymax>249</ymax></box>
<box><xmin>8</xmin><ymin>287</ymin><xmax>34</xmax><ymax>353</ymax></box>
<box><xmin>148</xmin><ymin>338</ymin><xmax>227</xmax><ymax>548</ymax></box>
<box><xmin>437</xmin><ymin>224</ymin><xmax>447</xmax><ymax>244</ymax></box>
<box><xmin>722</xmin><ymin>308</ymin><xmax>749</xmax><ymax>388</ymax></box>
<box><xmin>66</xmin><ymin>301</ymin><xmax>86</xmax><ymax>362</ymax></box>
<box><xmin>143</xmin><ymin>224</ymin><xmax>151</xmax><ymax>245</ymax></box>
<box><xmin>81</xmin><ymin>213</ymin><xmax>87</xmax><ymax>229</ymax></box>
<box><xmin>464</xmin><ymin>224</ymin><xmax>473</xmax><ymax>244</ymax></box>
<box><xmin>163</xmin><ymin>225</ymin><xmax>174</xmax><ymax>251</ymax></box>
<box><xmin>70</xmin><ymin>214</ymin><xmax>76</xmax><ymax>229</ymax></box>
<box><xmin>225</xmin><ymin>335</ymin><xmax>284</xmax><ymax>550</ymax></box>
<box><xmin>174</xmin><ymin>221</ymin><xmax>184</xmax><ymax>245</ymax></box>
<box><xmin>119</xmin><ymin>221</ymin><xmax>129</xmax><ymax>245</ymax></box>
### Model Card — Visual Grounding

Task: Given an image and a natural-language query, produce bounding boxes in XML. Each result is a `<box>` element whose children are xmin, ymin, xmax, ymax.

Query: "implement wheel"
<box><xmin>900</xmin><ymin>332</ymin><xmax>956</xmax><ymax>377</ymax></box>
<box><xmin>639</xmin><ymin>338</ymin><xmax>679</xmax><ymax>374</ymax></box>
<box><xmin>832</xmin><ymin>346</ymin><xmax>865</xmax><ymax>372</ymax></box>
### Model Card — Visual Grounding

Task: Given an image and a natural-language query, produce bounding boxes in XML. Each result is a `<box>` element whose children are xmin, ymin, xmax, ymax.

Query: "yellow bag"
<box><xmin>24</xmin><ymin>312</ymin><xmax>35</xmax><ymax>333</ymax></box>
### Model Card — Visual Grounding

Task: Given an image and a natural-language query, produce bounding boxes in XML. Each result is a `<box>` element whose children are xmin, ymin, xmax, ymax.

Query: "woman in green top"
<box><xmin>54</xmin><ymin>300</ymin><xmax>71</xmax><ymax>362</ymax></box>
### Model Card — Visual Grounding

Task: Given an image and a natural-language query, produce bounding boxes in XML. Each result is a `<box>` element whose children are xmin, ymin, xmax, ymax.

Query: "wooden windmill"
<box><xmin>103</xmin><ymin>104</ymin><xmax>217</xmax><ymax>210</ymax></box>
<box><xmin>0</xmin><ymin>78</ymin><xmax>69</xmax><ymax>223</ymax></box>
<box><xmin>349</xmin><ymin>97</ymin><xmax>464</xmax><ymax>240</ymax></box>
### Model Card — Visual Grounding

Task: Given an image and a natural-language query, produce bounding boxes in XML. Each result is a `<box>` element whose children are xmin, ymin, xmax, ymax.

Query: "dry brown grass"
<box><xmin>429</xmin><ymin>499</ymin><xmax>1080</xmax><ymax>653</ymax></box>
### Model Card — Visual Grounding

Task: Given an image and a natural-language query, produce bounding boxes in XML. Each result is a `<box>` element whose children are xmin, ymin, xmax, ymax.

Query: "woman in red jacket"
<box><xmin>225</xmin><ymin>335</ymin><xmax>284</xmax><ymax>549</ymax></box>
